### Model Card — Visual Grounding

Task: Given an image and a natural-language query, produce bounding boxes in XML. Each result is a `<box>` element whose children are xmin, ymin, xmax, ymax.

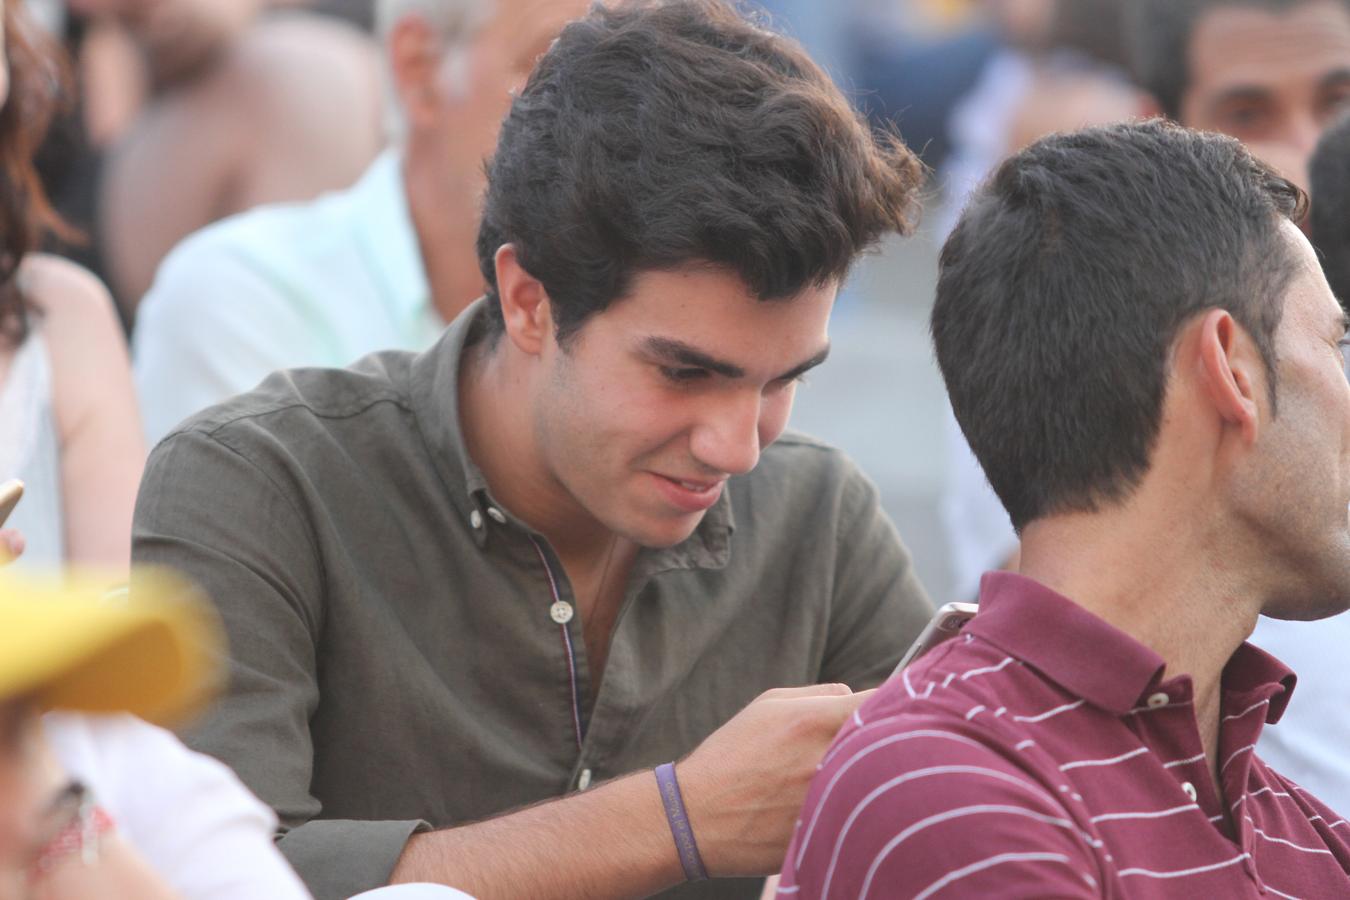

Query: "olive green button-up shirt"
<box><xmin>132</xmin><ymin>301</ymin><xmax>933</xmax><ymax>900</ymax></box>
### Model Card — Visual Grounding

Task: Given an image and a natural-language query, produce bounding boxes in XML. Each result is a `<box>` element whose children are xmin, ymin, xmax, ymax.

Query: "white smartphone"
<box><xmin>0</xmin><ymin>479</ymin><xmax>23</xmax><ymax>528</ymax></box>
<box><xmin>891</xmin><ymin>601</ymin><xmax>978</xmax><ymax>675</ymax></box>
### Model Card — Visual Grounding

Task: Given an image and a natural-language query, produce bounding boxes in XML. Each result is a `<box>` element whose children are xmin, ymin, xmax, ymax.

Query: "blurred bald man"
<box><xmin>74</xmin><ymin>0</ymin><xmax>385</xmax><ymax>308</ymax></box>
<box><xmin>133</xmin><ymin>0</ymin><xmax>589</xmax><ymax>445</ymax></box>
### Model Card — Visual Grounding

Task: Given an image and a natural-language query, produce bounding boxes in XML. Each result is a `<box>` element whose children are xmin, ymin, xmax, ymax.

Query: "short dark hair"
<box><xmin>1126</xmin><ymin>0</ymin><xmax>1350</xmax><ymax>119</ymax></box>
<box><xmin>932</xmin><ymin>120</ymin><xmax>1306</xmax><ymax>531</ymax></box>
<box><xmin>1311</xmin><ymin>112</ymin><xmax>1350</xmax><ymax>306</ymax></box>
<box><xmin>475</xmin><ymin>0</ymin><xmax>923</xmax><ymax>343</ymax></box>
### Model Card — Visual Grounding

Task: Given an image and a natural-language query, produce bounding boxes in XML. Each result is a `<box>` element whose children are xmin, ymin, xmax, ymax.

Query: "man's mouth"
<box><xmin>650</xmin><ymin>473</ymin><xmax>726</xmax><ymax>512</ymax></box>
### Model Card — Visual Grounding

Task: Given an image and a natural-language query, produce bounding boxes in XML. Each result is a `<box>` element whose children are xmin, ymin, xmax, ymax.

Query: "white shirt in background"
<box><xmin>44</xmin><ymin>712</ymin><xmax>312</xmax><ymax>900</ymax></box>
<box><xmin>1248</xmin><ymin>614</ymin><xmax>1350</xmax><ymax>816</ymax></box>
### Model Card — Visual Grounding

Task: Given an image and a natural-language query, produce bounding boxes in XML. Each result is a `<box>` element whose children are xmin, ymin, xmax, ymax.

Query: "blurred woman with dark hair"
<box><xmin>0</xmin><ymin>8</ymin><xmax>314</xmax><ymax>897</ymax></box>
<box><xmin>0</xmin><ymin>0</ymin><xmax>144</xmax><ymax>573</ymax></box>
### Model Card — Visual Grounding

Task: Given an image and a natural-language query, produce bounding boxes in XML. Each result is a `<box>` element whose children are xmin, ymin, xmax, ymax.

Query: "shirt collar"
<box><xmin>966</xmin><ymin>572</ymin><xmax>1296</xmax><ymax>719</ymax></box>
<box><xmin>1223</xmin><ymin>642</ymin><xmax>1297</xmax><ymax>725</ymax></box>
<box><xmin>409</xmin><ymin>299</ymin><xmax>734</xmax><ymax>570</ymax></box>
<box><xmin>351</xmin><ymin>150</ymin><xmax>433</xmax><ymax>331</ymax></box>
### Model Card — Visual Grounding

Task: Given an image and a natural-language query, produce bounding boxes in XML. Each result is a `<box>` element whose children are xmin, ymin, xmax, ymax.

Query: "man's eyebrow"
<box><xmin>779</xmin><ymin>345</ymin><xmax>831</xmax><ymax>381</ymax></box>
<box><xmin>640</xmin><ymin>337</ymin><xmax>745</xmax><ymax>378</ymax></box>
<box><xmin>1207</xmin><ymin>85</ymin><xmax>1272</xmax><ymax>111</ymax></box>
<box><xmin>638</xmin><ymin>336</ymin><xmax>831</xmax><ymax>381</ymax></box>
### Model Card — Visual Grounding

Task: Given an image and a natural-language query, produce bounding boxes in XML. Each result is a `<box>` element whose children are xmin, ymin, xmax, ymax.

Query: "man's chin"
<box><xmin>1260</xmin><ymin>590</ymin><xmax>1350</xmax><ymax>623</ymax></box>
<box><xmin>619</xmin><ymin>512</ymin><xmax>706</xmax><ymax>551</ymax></box>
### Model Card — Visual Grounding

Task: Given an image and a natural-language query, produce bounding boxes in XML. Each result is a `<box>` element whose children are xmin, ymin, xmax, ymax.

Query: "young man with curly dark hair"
<box><xmin>131</xmin><ymin>2</ymin><xmax>933</xmax><ymax>897</ymax></box>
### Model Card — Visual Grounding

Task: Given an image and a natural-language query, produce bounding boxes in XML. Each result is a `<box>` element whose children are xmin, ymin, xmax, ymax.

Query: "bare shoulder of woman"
<box><xmin>17</xmin><ymin>254</ymin><xmax>144</xmax><ymax>571</ymax></box>
<box><xmin>18</xmin><ymin>254</ymin><xmax>134</xmax><ymax>436</ymax></box>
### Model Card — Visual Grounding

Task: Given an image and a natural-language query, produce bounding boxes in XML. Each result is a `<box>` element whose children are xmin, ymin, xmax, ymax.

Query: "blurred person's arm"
<box><xmin>24</xmin><ymin>255</ymin><xmax>144</xmax><ymax>573</ymax></box>
<box><xmin>0</xmin><ymin>530</ymin><xmax>24</xmax><ymax>563</ymax></box>
<box><xmin>818</xmin><ymin>464</ymin><xmax>934</xmax><ymax>689</ymax></box>
<box><xmin>132</xmin><ymin>233</ymin><xmax>318</xmax><ymax>447</ymax></box>
<box><xmin>43</xmin><ymin>712</ymin><xmax>311</xmax><ymax>900</ymax></box>
<box><xmin>78</xmin><ymin>20</ymin><xmax>149</xmax><ymax>148</ymax></box>
<box><xmin>101</xmin><ymin>13</ymin><xmax>380</xmax><ymax>311</ymax></box>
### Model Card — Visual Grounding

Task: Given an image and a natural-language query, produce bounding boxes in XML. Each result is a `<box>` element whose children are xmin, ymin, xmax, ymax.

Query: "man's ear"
<box><xmin>493</xmin><ymin>244</ymin><xmax>552</xmax><ymax>355</ymax></box>
<box><xmin>1196</xmin><ymin>309</ymin><xmax>1264</xmax><ymax>444</ymax></box>
<box><xmin>388</xmin><ymin>15</ymin><xmax>444</xmax><ymax>132</ymax></box>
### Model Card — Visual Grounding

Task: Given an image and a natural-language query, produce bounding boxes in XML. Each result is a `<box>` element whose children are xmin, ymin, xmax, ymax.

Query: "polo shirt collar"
<box><xmin>969</xmin><ymin>573</ymin><xmax>1298</xmax><ymax>720</ymax></box>
<box><xmin>1223</xmin><ymin>641</ymin><xmax>1297</xmax><ymax>725</ymax></box>
<box><xmin>409</xmin><ymin>299</ymin><xmax>734</xmax><ymax>570</ymax></box>
<box><xmin>351</xmin><ymin>150</ymin><xmax>434</xmax><ymax>332</ymax></box>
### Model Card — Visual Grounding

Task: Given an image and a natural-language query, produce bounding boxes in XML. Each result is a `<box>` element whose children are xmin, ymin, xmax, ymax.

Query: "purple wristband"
<box><xmin>655</xmin><ymin>762</ymin><xmax>708</xmax><ymax>882</ymax></box>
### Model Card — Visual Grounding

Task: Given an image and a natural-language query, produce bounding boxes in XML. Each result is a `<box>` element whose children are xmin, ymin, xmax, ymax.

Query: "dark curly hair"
<box><xmin>476</xmin><ymin>0</ymin><xmax>924</xmax><ymax>343</ymax></box>
<box><xmin>0</xmin><ymin>3</ymin><xmax>74</xmax><ymax>346</ymax></box>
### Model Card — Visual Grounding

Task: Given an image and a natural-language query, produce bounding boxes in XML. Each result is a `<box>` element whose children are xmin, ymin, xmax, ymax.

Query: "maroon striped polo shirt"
<box><xmin>778</xmin><ymin>572</ymin><xmax>1350</xmax><ymax>898</ymax></box>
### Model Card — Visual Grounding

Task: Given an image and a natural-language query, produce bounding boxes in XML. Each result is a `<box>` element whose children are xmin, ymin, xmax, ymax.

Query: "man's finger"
<box><xmin>759</xmin><ymin>683</ymin><xmax>853</xmax><ymax>702</ymax></box>
<box><xmin>789</xmin><ymin>688</ymin><xmax>879</xmax><ymax>724</ymax></box>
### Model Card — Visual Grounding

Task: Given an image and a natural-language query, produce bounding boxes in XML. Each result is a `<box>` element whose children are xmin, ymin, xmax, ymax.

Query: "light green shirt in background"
<box><xmin>133</xmin><ymin>150</ymin><xmax>444</xmax><ymax>446</ymax></box>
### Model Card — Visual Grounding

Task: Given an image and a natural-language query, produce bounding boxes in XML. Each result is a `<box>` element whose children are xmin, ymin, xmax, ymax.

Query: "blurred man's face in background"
<box><xmin>65</xmin><ymin>0</ymin><xmax>261</xmax><ymax>84</ymax></box>
<box><xmin>399</xmin><ymin>0</ymin><xmax>588</xmax><ymax>314</ymax></box>
<box><xmin>433</xmin><ymin>0</ymin><xmax>586</xmax><ymax>190</ymax></box>
<box><xmin>1181</xmin><ymin>0</ymin><xmax>1350</xmax><ymax>190</ymax></box>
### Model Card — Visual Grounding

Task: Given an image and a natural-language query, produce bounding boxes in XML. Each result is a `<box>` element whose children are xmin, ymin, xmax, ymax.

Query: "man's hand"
<box><xmin>678</xmin><ymin>684</ymin><xmax>874</xmax><ymax>877</ymax></box>
<box><xmin>0</xmin><ymin>530</ymin><xmax>25</xmax><ymax>566</ymax></box>
<box><xmin>390</xmin><ymin>684</ymin><xmax>875</xmax><ymax>897</ymax></box>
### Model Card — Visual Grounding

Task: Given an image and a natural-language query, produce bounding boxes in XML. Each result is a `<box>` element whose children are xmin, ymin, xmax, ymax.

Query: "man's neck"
<box><xmin>402</xmin><ymin>143</ymin><xmax>482</xmax><ymax>326</ymax></box>
<box><xmin>1019</xmin><ymin>506</ymin><xmax>1263</xmax><ymax>789</ymax></box>
<box><xmin>459</xmin><ymin>339</ymin><xmax>641</xmax><ymax>679</ymax></box>
<box><xmin>457</xmin><ymin>337</ymin><xmax>621</xmax><ymax>568</ymax></box>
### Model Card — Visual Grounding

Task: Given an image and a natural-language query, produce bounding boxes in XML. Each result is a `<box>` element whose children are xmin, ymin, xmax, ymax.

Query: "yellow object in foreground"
<box><xmin>0</xmin><ymin>569</ymin><xmax>223</xmax><ymax>725</ymax></box>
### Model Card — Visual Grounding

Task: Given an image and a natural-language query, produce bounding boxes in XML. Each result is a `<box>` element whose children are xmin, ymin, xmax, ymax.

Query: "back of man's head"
<box><xmin>932</xmin><ymin>120</ymin><xmax>1305</xmax><ymax>532</ymax></box>
<box><xmin>1128</xmin><ymin>0</ymin><xmax>1350</xmax><ymax>119</ymax></box>
<box><xmin>475</xmin><ymin>0</ymin><xmax>923</xmax><ymax>343</ymax></box>
<box><xmin>1311</xmin><ymin>112</ymin><xmax>1350</xmax><ymax>304</ymax></box>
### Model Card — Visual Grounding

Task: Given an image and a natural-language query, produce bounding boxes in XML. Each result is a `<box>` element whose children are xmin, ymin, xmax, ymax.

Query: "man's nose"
<box><xmin>689</xmin><ymin>393</ymin><xmax>762</xmax><ymax>477</ymax></box>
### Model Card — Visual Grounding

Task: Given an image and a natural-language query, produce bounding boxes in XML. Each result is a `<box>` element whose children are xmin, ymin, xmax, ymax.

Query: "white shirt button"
<box><xmin>469</xmin><ymin>510</ymin><xmax>483</xmax><ymax>529</ymax></box>
<box><xmin>486</xmin><ymin>507</ymin><xmax>507</xmax><ymax>524</ymax></box>
<box><xmin>1147</xmin><ymin>692</ymin><xmax>1169</xmax><ymax>708</ymax></box>
<box><xmin>550</xmin><ymin>601</ymin><xmax>574</xmax><ymax>624</ymax></box>
<box><xmin>578</xmin><ymin>768</ymin><xmax>592</xmax><ymax>790</ymax></box>
<box><xmin>1182</xmin><ymin>781</ymin><xmax>1198</xmax><ymax>802</ymax></box>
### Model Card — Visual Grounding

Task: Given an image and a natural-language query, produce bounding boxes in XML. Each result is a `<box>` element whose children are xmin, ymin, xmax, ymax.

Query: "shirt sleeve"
<box><xmin>43</xmin><ymin>712</ymin><xmax>312</xmax><ymax>900</ymax></box>
<box><xmin>132</xmin><ymin>428</ymin><xmax>427</xmax><ymax>899</ymax></box>
<box><xmin>133</xmin><ymin>237</ymin><xmax>315</xmax><ymax>447</ymax></box>
<box><xmin>779</xmin><ymin>718</ymin><xmax>1102</xmax><ymax>899</ymax></box>
<box><xmin>819</xmin><ymin>463</ymin><xmax>934</xmax><ymax>690</ymax></box>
